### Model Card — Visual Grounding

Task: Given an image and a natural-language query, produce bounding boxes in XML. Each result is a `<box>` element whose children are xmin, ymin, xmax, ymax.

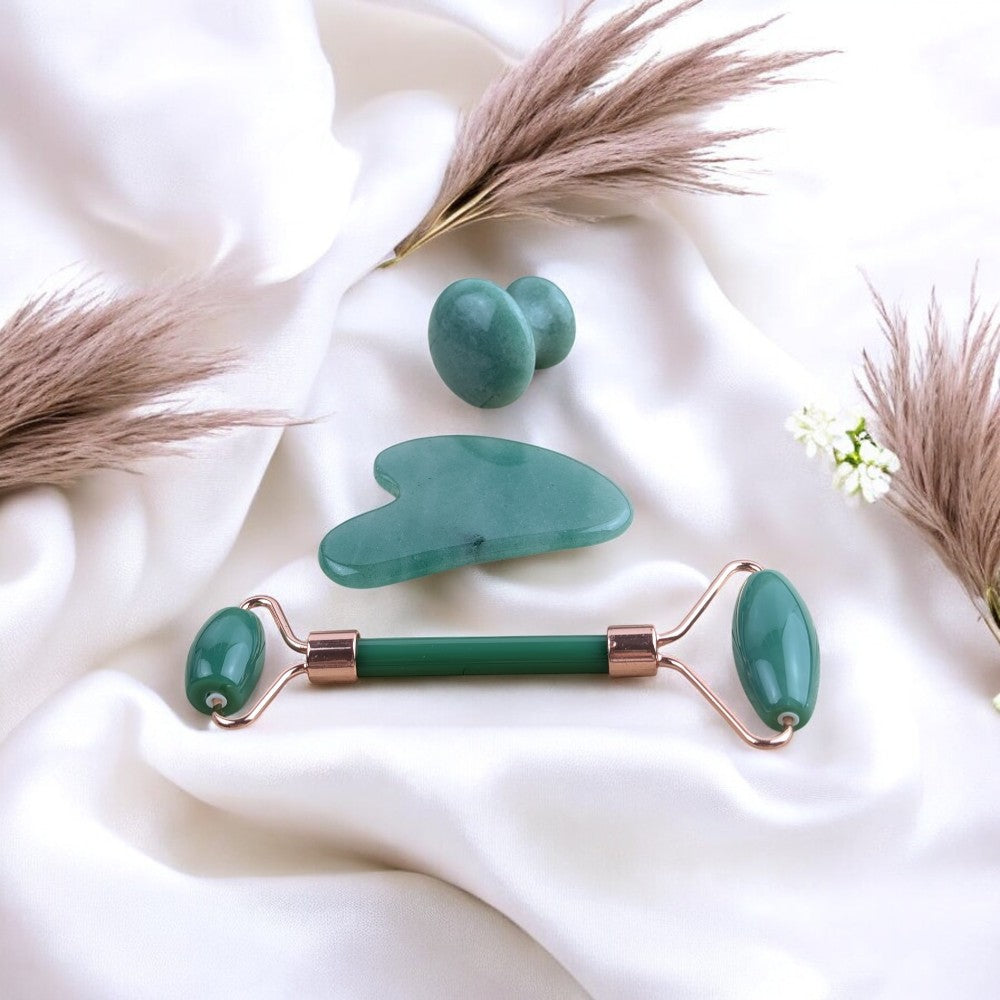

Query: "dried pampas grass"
<box><xmin>384</xmin><ymin>0</ymin><xmax>829</xmax><ymax>265</ymax></box>
<box><xmin>859</xmin><ymin>279</ymin><xmax>1000</xmax><ymax>645</ymax></box>
<box><xmin>0</xmin><ymin>281</ymin><xmax>282</xmax><ymax>494</ymax></box>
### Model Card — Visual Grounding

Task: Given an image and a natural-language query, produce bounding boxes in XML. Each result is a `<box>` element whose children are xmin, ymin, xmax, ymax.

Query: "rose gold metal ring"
<box><xmin>607</xmin><ymin>625</ymin><xmax>658</xmax><ymax>677</ymax></box>
<box><xmin>305</xmin><ymin>631</ymin><xmax>359</xmax><ymax>685</ymax></box>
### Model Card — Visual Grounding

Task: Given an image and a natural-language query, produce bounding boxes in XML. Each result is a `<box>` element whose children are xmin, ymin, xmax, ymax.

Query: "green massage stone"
<box><xmin>428</xmin><ymin>279</ymin><xmax>536</xmax><ymax>407</ymax></box>
<box><xmin>731</xmin><ymin>570</ymin><xmax>820</xmax><ymax>731</ymax></box>
<box><xmin>185</xmin><ymin>607</ymin><xmax>265</xmax><ymax>716</ymax></box>
<box><xmin>506</xmin><ymin>276</ymin><xmax>576</xmax><ymax>369</ymax></box>
<box><xmin>318</xmin><ymin>435</ymin><xmax>633</xmax><ymax>588</ymax></box>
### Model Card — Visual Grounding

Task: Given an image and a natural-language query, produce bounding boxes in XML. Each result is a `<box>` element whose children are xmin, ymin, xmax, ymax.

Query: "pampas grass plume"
<box><xmin>859</xmin><ymin>277</ymin><xmax>1000</xmax><ymax>650</ymax></box>
<box><xmin>384</xmin><ymin>0</ymin><xmax>830</xmax><ymax>265</ymax></box>
<box><xmin>0</xmin><ymin>280</ymin><xmax>282</xmax><ymax>493</ymax></box>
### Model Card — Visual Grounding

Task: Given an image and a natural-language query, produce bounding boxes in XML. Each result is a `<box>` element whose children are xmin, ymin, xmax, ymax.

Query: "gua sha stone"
<box><xmin>731</xmin><ymin>569</ymin><xmax>820</xmax><ymax>730</ymax></box>
<box><xmin>318</xmin><ymin>435</ymin><xmax>632</xmax><ymax>588</ymax></box>
<box><xmin>428</xmin><ymin>277</ymin><xmax>575</xmax><ymax>407</ymax></box>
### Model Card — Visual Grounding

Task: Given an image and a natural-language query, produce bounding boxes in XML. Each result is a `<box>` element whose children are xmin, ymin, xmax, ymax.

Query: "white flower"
<box><xmin>792</xmin><ymin>402</ymin><xmax>900</xmax><ymax>504</ymax></box>
<box><xmin>858</xmin><ymin>437</ymin><xmax>900</xmax><ymax>473</ymax></box>
<box><xmin>858</xmin><ymin>463</ymin><xmax>893</xmax><ymax>502</ymax></box>
<box><xmin>832</xmin><ymin>460</ymin><xmax>861</xmax><ymax>496</ymax></box>
<box><xmin>833</xmin><ymin>412</ymin><xmax>865</xmax><ymax>458</ymax></box>
<box><xmin>785</xmin><ymin>404</ymin><xmax>843</xmax><ymax>459</ymax></box>
<box><xmin>833</xmin><ymin>458</ymin><xmax>892</xmax><ymax>502</ymax></box>
<box><xmin>830</xmin><ymin>428</ymin><xmax>856</xmax><ymax>459</ymax></box>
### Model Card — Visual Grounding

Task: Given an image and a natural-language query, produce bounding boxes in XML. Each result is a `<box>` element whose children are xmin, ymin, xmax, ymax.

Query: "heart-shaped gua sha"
<box><xmin>318</xmin><ymin>435</ymin><xmax>632</xmax><ymax>588</ymax></box>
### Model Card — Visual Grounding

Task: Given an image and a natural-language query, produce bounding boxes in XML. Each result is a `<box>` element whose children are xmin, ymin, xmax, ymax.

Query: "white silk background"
<box><xmin>1</xmin><ymin>1</ymin><xmax>999</xmax><ymax>997</ymax></box>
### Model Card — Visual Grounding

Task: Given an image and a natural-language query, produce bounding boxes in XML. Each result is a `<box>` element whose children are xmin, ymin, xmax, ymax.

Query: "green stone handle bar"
<box><xmin>185</xmin><ymin>561</ymin><xmax>820</xmax><ymax>749</ymax></box>
<box><xmin>357</xmin><ymin>635</ymin><xmax>609</xmax><ymax>678</ymax></box>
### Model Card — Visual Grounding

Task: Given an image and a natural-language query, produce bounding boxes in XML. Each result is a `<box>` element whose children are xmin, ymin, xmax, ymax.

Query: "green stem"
<box><xmin>985</xmin><ymin>587</ymin><xmax>1000</xmax><ymax>646</ymax></box>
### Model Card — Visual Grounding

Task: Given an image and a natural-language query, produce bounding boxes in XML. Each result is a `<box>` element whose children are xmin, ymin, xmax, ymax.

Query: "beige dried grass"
<box><xmin>859</xmin><ymin>279</ymin><xmax>1000</xmax><ymax>639</ymax></box>
<box><xmin>384</xmin><ymin>0</ymin><xmax>830</xmax><ymax>265</ymax></box>
<box><xmin>0</xmin><ymin>280</ymin><xmax>282</xmax><ymax>493</ymax></box>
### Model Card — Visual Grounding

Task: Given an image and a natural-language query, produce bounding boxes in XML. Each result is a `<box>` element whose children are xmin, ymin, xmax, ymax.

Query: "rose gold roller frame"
<box><xmin>213</xmin><ymin>561</ymin><xmax>796</xmax><ymax>748</ymax></box>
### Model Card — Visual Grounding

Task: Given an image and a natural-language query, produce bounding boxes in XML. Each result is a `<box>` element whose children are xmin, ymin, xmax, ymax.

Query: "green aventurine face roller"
<box><xmin>186</xmin><ymin>561</ymin><xmax>820</xmax><ymax>749</ymax></box>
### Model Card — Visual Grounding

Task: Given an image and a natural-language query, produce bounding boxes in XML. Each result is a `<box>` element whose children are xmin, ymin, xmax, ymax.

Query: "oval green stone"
<box><xmin>428</xmin><ymin>278</ymin><xmax>536</xmax><ymax>408</ymax></box>
<box><xmin>185</xmin><ymin>607</ymin><xmax>265</xmax><ymax>716</ymax></box>
<box><xmin>506</xmin><ymin>276</ymin><xmax>575</xmax><ymax>369</ymax></box>
<box><xmin>731</xmin><ymin>570</ymin><xmax>819</xmax><ymax>731</ymax></box>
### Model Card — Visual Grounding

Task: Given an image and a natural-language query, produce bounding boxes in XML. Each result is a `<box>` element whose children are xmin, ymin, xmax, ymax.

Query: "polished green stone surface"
<box><xmin>357</xmin><ymin>634</ymin><xmax>608</xmax><ymax>677</ymax></box>
<box><xmin>186</xmin><ymin>607</ymin><xmax>266</xmax><ymax>716</ymax></box>
<box><xmin>319</xmin><ymin>435</ymin><xmax>633</xmax><ymax>588</ymax></box>
<box><xmin>731</xmin><ymin>570</ymin><xmax>819</xmax><ymax>731</ymax></box>
<box><xmin>428</xmin><ymin>278</ymin><xmax>535</xmax><ymax>407</ymax></box>
<box><xmin>507</xmin><ymin>276</ymin><xmax>576</xmax><ymax>369</ymax></box>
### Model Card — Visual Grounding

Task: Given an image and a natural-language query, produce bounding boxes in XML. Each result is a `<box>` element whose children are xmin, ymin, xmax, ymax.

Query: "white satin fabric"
<box><xmin>1</xmin><ymin>2</ymin><xmax>999</xmax><ymax>997</ymax></box>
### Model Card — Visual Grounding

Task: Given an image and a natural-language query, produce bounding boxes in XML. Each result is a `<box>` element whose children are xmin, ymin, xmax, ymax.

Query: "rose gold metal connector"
<box><xmin>607</xmin><ymin>625</ymin><xmax>658</xmax><ymax>677</ymax></box>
